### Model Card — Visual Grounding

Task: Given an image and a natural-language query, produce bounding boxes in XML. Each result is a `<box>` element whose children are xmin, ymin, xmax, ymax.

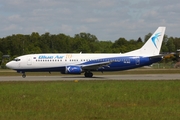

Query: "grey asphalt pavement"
<box><xmin>0</xmin><ymin>74</ymin><xmax>180</xmax><ymax>81</ymax></box>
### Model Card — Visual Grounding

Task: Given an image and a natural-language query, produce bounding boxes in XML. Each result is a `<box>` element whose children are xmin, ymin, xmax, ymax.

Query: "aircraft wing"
<box><xmin>81</xmin><ymin>61</ymin><xmax>112</xmax><ymax>70</ymax></box>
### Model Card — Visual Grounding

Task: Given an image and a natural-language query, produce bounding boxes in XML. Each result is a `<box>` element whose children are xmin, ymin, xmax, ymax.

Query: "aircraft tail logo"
<box><xmin>151</xmin><ymin>33</ymin><xmax>161</xmax><ymax>49</ymax></box>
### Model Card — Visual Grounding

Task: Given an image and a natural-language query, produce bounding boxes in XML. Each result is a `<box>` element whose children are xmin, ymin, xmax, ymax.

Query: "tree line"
<box><xmin>0</xmin><ymin>32</ymin><xmax>180</xmax><ymax>61</ymax></box>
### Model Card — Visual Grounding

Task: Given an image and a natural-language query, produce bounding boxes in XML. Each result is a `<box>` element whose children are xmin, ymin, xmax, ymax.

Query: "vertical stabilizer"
<box><xmin>125</xmin><ymin>27</ymin><xmax>166</xmax><ymax>56</ymax></box>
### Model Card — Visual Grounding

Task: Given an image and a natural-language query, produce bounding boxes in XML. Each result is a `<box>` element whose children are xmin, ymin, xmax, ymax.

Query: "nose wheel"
<box><xmin>22</xmin><ymin>73</ymin><xmax>26</xmax><ymax>78</ymax></box>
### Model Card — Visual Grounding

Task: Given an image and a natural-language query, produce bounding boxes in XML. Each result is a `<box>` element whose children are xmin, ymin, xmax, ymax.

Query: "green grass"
<box><xmin>0</xmin><ymin>81</ymin><xmax>180</xmax><ymax>120</ymax></box>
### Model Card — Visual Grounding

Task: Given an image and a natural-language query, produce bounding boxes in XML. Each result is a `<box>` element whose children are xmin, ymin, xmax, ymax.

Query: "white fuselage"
<box><xmin>5</xmin><ymin>27</ymin><xmax>166</xmax><ymax>77</ymax></box>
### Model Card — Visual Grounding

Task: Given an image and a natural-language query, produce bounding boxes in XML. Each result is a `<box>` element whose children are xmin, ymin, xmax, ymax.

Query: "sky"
<box><xmin>0</xmin><ymin>0</ymin><xmax>180</xmax><ymax>41</ymax></box>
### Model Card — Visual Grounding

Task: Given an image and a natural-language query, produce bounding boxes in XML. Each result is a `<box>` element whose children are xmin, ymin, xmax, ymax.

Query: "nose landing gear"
<box><xmin>22</xmin><ymin>73</ymin><xmax>26</xmax><ymax>78</ymax></box>
<box><xmin>17</xmin><ymin>71</ymin><xmax>27</xmax><ymax>78</ymax></box>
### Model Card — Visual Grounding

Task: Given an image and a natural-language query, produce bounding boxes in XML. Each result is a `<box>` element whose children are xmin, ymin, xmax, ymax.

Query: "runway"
<box><xmin>0</xmin><ymin>74</ymin><xmax>180</xmax><ymax>81</ymax></box>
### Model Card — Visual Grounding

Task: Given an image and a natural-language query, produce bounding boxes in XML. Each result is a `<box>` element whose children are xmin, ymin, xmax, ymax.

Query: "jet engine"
<box><xmin>65</xmin><ymin>66</ymin><xmax>82</xmax><ymax>74</ymax></box>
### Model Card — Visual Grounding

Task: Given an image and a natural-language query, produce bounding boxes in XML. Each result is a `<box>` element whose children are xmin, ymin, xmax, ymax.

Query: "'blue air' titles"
<box><xmin>38</xmin><ymin>55</ymin><xmax>64</xmax><ymax>59</ymax></box>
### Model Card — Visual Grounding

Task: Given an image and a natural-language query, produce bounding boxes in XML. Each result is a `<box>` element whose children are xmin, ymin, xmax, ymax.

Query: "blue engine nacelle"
<box><xmin>65</xmin><ymin>66</ymin><xmax>82</xmax><ymax>74</ymax></box>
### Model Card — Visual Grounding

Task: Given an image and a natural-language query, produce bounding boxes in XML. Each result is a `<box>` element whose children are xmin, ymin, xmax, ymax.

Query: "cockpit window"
<box><xmin>13</xmin><ymin>58</ymin><xmax>21</xmax><ymax>61</ymax></box>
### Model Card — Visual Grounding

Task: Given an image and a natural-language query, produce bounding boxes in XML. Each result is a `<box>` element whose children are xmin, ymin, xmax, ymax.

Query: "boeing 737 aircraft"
<box><xmin>6</xmin><ymin>27</ymin><xmax>166</xmax><ymax>78</ymax></box>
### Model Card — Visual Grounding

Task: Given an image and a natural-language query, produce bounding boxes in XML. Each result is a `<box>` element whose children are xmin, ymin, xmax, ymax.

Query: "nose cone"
<box><xmin>6</xmin><ymin>62</ymin><xmax>10</xmax><ymax>68</ymax></box>
<box><xmin>6</xmin><ymin>61</ymin><xmax>13</xmax><ymax>69</ymax></box>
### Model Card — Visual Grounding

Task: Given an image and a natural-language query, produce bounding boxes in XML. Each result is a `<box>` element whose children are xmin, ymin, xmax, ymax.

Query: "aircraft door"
<box><xmin>135</xmin><ymin>57</ymin><xmax>140</xmax><ymax>65</ymax></box>
<box><xmin>27</xmin><ymin>56</ymin><xmax>32</xmax><ymax>65</ymax></box>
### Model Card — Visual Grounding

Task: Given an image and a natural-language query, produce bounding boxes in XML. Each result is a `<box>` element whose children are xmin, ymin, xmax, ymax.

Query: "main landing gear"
<box><xmin>84</xmin><ymin>71</ymin><xmax>93</xmax><ymax>77</ymax></box>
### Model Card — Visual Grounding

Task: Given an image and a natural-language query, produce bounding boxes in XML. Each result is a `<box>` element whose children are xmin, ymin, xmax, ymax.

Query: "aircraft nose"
<box><xmin>6</xmin><ymin>62</ymin><xmax>13</xmax><ymax>69</ymax></box>
<box><xmin>6</xmin><ymin>62</ymin><xmax>10</xmax><ymax>68</ymax></box>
